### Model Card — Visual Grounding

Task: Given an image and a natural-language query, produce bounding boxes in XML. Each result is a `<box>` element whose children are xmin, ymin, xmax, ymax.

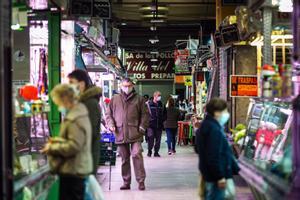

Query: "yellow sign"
<box><xmin>184</xmin><ymin>76</ymin><xmax>192</xmax><ymax>86</ymax></box>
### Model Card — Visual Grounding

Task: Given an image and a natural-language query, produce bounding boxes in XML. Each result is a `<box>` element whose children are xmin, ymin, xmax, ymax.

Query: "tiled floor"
<box><xmin>97</xmin><ymin>136</ymin><xmax>254</xmax><ymax>200</ymax></box>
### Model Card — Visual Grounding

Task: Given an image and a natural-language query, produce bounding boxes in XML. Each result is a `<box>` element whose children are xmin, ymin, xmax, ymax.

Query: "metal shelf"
<box><xmin>14</xmin><ymin>165</ymin><xmax>51</xmax><ymax>193</ymax></box>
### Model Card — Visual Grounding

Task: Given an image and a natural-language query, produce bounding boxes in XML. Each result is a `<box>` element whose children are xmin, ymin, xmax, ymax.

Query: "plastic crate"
<box><xmin>100</xmin><ymin>133</ymin><xmax>115</xmax><ymax>143</ymax></box>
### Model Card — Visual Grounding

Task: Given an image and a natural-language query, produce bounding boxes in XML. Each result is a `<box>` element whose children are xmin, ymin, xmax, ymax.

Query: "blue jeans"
<box><xmin>166</xmin><ymin>128</ymin><xmax>177</xmax><ymax>151</ymax></box>
<box><xmin>205</xmin><ymin>182</ymin><xmax>225</xmax><ymax>200</ymax></box>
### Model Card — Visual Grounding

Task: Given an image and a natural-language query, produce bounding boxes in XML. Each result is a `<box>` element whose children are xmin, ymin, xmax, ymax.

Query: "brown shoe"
<box><xmin>120</xmin><ymin>184</ymin><xmax>131</xmax><ymax>190</ymax></box>
<box><xmin>139</xmin><ymin>182</ymin><xmax>146</xmax><ymax>191</ymax></box>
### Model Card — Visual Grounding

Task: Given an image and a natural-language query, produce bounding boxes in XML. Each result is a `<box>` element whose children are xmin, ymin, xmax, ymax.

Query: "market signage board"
<box><xmin>230</xmin><ymin>75</ymin><xmax>258</xmax><ymax>97</ymax></box>
<box><xmin>126</xmin><ymin>52</ymin><xmax>175</xmax><ymax>80</ymax></box>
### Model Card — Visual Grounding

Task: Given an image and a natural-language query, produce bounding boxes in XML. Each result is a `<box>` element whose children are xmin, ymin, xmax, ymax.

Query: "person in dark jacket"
<box><xmin>147</xmin><ymin>91</ymin><xmax>164</xmax><ymax>157</ymax></box>
<box><xmin>163</xmin><ymin>97</ymin><xmax>180</xmax><ymax>155</ymax></box>
<box><xmin>196</xmin><ymin>98</ymin><xmax>240</xmax><ymax>200</ymax></box>
<box><xmin>68</xmin><ymin>69</ymin><xmax>102</xmax><ymax>175</ymax></box>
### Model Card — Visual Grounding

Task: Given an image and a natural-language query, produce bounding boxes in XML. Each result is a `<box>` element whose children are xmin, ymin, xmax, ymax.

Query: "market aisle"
<box><xmin>97</xmin><ymin>136</ymin><xmax>254</xmax><ymax>200</ymax></box>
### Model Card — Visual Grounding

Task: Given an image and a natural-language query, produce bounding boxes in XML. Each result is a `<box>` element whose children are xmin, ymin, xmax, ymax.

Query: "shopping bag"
<box><xmin>85</xmin><ymin>175</ymin><xmax>105</xmax><ymax>200</ymax></box>
<box><xmin>198</xmin><ymin>176</ymin><xmax>206</xmax><ymax>198</ymax></box>
<box><xmin>225</xmin><ymin>179</ymin><xmax>236</xmax><ymax>200</ymax></box>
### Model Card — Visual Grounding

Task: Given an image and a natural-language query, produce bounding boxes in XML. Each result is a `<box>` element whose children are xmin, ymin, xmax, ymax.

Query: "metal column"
<box><xmin>48</xmin><ymin>12</ymin><xmax>61</xmax><ymax>136</ymax></box>
<box><xmin>262</xmin><ymin>0</ymin><xmax>273</xmax><ymax>65</ymax></box>
<box><xmin>0</xmin><ymin>0</ymin><xmax>13</xmax><ymax>199</ymax></box>
<box><xmin>290</xmin><ymin>0</ymin><xmax>300</xmax><ymax>199</ymax></box>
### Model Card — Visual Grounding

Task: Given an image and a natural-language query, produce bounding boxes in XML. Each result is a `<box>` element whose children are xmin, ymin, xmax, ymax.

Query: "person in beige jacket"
<box><xmin>42</xmin><ymin>84</ymin><xmax>92</xmax><ymax>200</ymax></box>
<box><xmin>106</xmin><ymin>78</ymin><xmax>149</xmax><ymax>191</ymax></box>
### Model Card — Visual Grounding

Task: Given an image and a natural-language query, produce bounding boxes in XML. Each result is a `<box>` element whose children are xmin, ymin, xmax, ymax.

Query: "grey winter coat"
<box><xmin>105</xmin><ymin>90</ymin><xmax>150</xmax><ymax>144</ymax></box>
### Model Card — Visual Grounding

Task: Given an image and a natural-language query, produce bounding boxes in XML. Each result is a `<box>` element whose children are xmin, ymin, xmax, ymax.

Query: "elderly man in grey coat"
<box><xmin>106</xmin><ymin>78</ymin><xmax>149</xmax><ymax>191</ymax></box>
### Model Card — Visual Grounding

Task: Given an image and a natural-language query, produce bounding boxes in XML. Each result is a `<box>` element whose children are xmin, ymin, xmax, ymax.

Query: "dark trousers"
<box><xmin>59</xmin><ymin>175</ymin><xmax>85</xmax><ymax>200</ymax></box>
<box><xmin>118</xmin><ymin>142</ymin><xmax>146</xmax><ymax>185</ymax></box>
<box><xmin>166</xmin><ymin>128</ymin><xmax>177</xmax><ymax>151</ymax></box>
<box><xmin>147</xmin><ymin>128</ymin><xmax>162</xmax><ymax>154</ymax></box>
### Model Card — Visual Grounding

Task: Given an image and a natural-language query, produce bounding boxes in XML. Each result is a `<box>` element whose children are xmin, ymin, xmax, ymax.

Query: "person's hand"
<box><xmin>110</xmin><ymin>127</ymin><xmax>116</xmax><ymax>132</ymax></box>
<box><xmin>217</xmin><ymin>178</ymin><xmax>226</xmax><ymax>189</ymax></box>
<box><xmin>139</xmin><ymin>127</ymin><xmax>146</xmax><ymax>134</ymax></box>
<box><xmin>41</xmin><ymin>142</ymin><xmax>51</xmax><ymax>154</ymax></box>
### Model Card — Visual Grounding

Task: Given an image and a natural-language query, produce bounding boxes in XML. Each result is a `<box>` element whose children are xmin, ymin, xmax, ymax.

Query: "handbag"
<box><xmin>198</xmin><ymin>176</ymin><xmax>206</xmax><ymax>198</ymax></box>
<box><xmin>225</xmin><ymin>179</ymin><xmax>236</xmax><ymax>200</ymax></box>
<box><xmin>85</xmin><ymin>175</ymin><xmax>105</xmax><ymax>200</ymax></box>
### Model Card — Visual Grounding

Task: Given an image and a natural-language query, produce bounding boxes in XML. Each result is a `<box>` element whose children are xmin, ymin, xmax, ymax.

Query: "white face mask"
<box><xmin>122</xmin><ymin>86</ymin><xmax>133</xmax><ymax>95</ymax></box>
<box><xmin>58</xmin><ymin>106</ymin><xmax>68</xmax><ymax>115</ymax></box>
<box><xmin>157</xmin><ymin>96</ymin><xmax>162</xmax><ymax>101</ymax></box>
<box><xmin>218</xmin><ymin>112</ymin><xmax>230</xmax><ymax>126</ymax></box>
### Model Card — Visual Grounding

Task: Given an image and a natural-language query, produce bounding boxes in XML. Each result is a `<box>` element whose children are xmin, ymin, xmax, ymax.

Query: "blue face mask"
<box><xmin>218</xmin><ymin>112</ymin><xmax>230</xmax><ymax>126</ymax></box>
<box><xmin>58</xmin><ymin>106</ymin><xmax>68</xmax><ymax>115</ymax></box>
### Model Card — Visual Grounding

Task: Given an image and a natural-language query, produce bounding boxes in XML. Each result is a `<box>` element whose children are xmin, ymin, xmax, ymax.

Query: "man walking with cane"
<box><xmin>106</xmin><ymin>78</ymin><xmax>149</xmax><ymax>190</ymax></box>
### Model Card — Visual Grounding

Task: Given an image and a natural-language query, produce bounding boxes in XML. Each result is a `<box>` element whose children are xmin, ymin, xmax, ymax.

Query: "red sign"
<box><xmin>230</xmin><ymin>75</ymin><xmax>258</xmax><ymax>97</ymax></box>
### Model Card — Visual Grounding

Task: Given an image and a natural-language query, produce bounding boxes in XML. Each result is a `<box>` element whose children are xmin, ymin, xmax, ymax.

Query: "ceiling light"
<box><xmin>150</xmin><ymin>26</ymin><xmax>157</xmax><ymax>31</ymax></box>
<box><xmin>143</xmin><ymin>14</ymin><xmax>166</xmax><ymax>18</ymax></box>
<box><xmin>151</xmin><ymin>58</ymin><xmax>158</xmax><ymax>62</ymax></box>
<box><xmin>140</xmin><ymin>6</ymin><xmax>168</xmax><ymax>11</ymax></box>
<box><xmin>150</xmin><ymin>51</ymin><xmax>159</xmax><ymax>54</ymax></box>
<box><xmin>151</xmin><ymin>19</ymin><xmax>165</xmax><ymax>23</ymax></box>
<box><xmin>149</xmin><ymin>38</ymin><xmax>159</xmax><ymax>44</ymax></box>
<box><xmin>151</xmin><ymin>65</ymin><xmax>158</xmax><ymax>68</ymax></box>
<box><xmin>121</xmin><ymin>22</ymin><xmax>127</xmax><ymax>26</ymax></box>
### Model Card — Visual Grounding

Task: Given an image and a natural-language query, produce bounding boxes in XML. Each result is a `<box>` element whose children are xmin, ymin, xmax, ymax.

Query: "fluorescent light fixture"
<box><xmin>279</xmin><ymin>0</ymin><xmax>293</xmax><ymax>12</ymax></box>
<box><xmin>151</xmin><ymin>65</ymin><xmax>158</xmax><ymax>68</ymax></box>
<box><xmin>140</xmin><ymin>6</ymin><xmax>168</xmax><ymax>11</ymax></box>
<box><xmin>151</xmin><ymin>19</ymin><xmax>165</xmax><ymax>23</ymax></box>
<box><xmin>250</xmin><ymin>34</ymin><xmax>293</xmax><ymax>46</ymax></box>
<box><xmin>121</xmin><ymin>22</ymin><xmax>127</xmax><ymax>26</ymax></box>
<box><xmin>149</xmin><ymin>38</ymin><xmax>159</xmax><ymax>44</ymax></box>
<box><xmin>151</xmin><ymin>58</ymin><xmax>158</xmax><ymax>62</ymax></box>
<box><xmin>143</xmin><ymin>14</ymin><xmax>166</xmax><ymax>18</ymax></box>
<box><xmin>150</xmin><ymin>51</ymin><xmax>159</xmax><ymax>54</ymax></box>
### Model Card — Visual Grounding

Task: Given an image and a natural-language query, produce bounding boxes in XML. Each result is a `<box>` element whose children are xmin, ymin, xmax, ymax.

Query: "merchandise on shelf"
<box><xmin>13</xmin><ymin>84</ymin><xmax>50</xmax><ymax>179</ymax></box>
<box><xmin>262</xmin><ymin>64</ymin><xmax>292</xmax><ymax>98</ymax></box>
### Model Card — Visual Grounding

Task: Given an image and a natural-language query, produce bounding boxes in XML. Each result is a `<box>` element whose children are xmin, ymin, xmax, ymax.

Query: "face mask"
<box><xmin>122</xmin><ymin>87</ymin><xmax>133</xmax><ymax>95</ymax></box>
<box><xmin>218</xmin><ymin>112</ymin><xmax>230</xmax><ymax>126</ymax></box>
<box><xmin>58</xmin><ymin>106</ymin><xmax>68</xmax><ymax>115</ymax></box>
<box><xmin>70</xmin><ymin>84</ymin><xmax>80</xmax><ymax>96</ymax></box>
<box><xmin>157</xmin><ymin>96</ymin><xmax>162</xmax><ymax>101</ymax></box>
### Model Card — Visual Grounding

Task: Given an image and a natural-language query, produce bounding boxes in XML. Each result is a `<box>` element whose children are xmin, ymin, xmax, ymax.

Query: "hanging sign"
<box><xmin>174</xmin><ymin>49</ymin><xmax>190</xmax><ymax>75</ymax></box>
<box><xmin>230</xmin><ymin>75</ymin><xmax>258</xmax><ymax>97</ymax></box>
<box><xmin>184</xmin><ymin>76</ymin><xmax>193</xmax><ymax>86</ymax></box>
<box><xmin>126</xmin><ymin>52</ymin><xmax>175</xmax><ymax>80</ymax></box>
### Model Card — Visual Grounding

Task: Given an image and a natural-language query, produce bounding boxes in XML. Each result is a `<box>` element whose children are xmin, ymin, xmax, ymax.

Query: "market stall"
<box><xmin>9</xmin><ymin>2</ymin><xmax>61</xmax><ymax>199</ymax></box>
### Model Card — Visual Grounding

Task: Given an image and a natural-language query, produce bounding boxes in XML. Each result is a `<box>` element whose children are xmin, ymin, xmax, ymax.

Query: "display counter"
<box><xmin>237</xmin><ymin>99</ymin><xmax>293</xmax><ymax>199</ymax></box>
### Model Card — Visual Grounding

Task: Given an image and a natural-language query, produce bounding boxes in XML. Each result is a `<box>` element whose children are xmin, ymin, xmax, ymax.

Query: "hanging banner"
<box><xmin>125</xmin><ymin>52</ymin><xmax>175</xmax><ymax>80</ymax></box>
<box><xmin>230</xmin><ymin>75</ymin><xmax>258</xmax><ymax>97</ymax></box>
<box><xmin>174</xmin><ymin>49</ymin><xmax>190</xmax><ymax>75</ymax></box>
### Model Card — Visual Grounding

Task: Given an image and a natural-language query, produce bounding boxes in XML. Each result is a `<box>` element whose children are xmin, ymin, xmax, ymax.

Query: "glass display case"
<box><xmin>239</xmin><ymin>99</ymin><xmax>293</xmax><ymax>199</ymax></box>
